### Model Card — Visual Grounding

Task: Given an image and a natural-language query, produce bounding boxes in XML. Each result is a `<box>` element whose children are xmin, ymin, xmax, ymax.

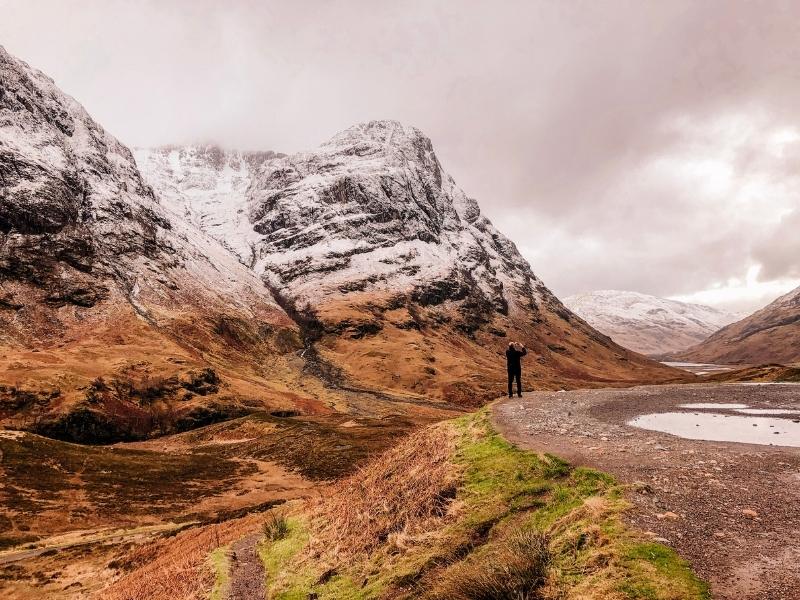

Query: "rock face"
<box><xmin>138</xmin><ymin>121</ymin><xmax>680</xmax><ymax>402</ymax></box>
<box><xmin>139</xmin><ymin>123</ymin><xmax>550</xmax><ymax>320</ymax></box>
<box><xmin>0</xmin><ymin>46</ymin><xmax>288</xmax><ymax>326</ymax></box>
<box><xmin>0</xmin><ymin>45</ymin><xmax>170</xmax><ymax>310</ymax></box>
<box><xmin>564</xmin><ymin>290</ymin><xmax>738</xmax><ymax>355</ymax></box>
<box><xmin>677</xmin><ymin>286</ymin><xmax>800</xmax><ymax>365</ymax></box>
<box><xmin>0</xmin><ymin>46</ymin><xmax>300</xmax><ymax>441</ymax></box>
<box><xmin>244</xmin><ymin>121</ymin><xmax>548</xmax><ymax>317</ymax></box>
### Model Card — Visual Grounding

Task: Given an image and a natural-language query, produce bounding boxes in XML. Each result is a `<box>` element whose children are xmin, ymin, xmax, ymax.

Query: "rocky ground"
<box><xmin>492</xmin><ymin>383</ymin><xmax>800</xmax><ymax>600</ymax></box>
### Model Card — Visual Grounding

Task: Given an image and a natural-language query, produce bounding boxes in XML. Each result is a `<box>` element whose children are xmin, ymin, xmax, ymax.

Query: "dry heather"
<box><xmin>308</xmin><ymin>422</ymin><xmax>459</xmax><ymax>559</ymax></box>
<box><xmin>430</xmin><ymin>529</ymin><xmax>551</xmax><ymax>600</ymax></box>
<box><xmin>100</xmin><ymin>515</ymin><xmax>262</xmax><ymax>600</ymax></box>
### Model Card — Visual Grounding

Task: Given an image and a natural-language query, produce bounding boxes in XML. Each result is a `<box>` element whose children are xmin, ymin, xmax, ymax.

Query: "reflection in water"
<box><xmin>628</xmin><ymin>412</ymin><xmax>800</xmax><ymax>447</ymax></box>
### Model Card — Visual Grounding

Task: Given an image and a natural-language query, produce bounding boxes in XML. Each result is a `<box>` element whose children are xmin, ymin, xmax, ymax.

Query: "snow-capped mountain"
<box><xmin>137</xmin><ymin>122</ymin><xmax>680</xmax><ymax>400</ymax></box>
<box><xmin>1</xmin><ymin>44</ymin><xmax>680</xmax><ymax>441</ymax></box>
<box><xmin>139</xmin><ymin>122</ymin><xmax>549</xmax><ymax>317</ymax></box>
<box><xmin>677</xmin><ymin>285</ymin><xmax>800</xmax><ymax>365</ymax></box>
<box><xmin>564</xmin><ymin>290</ymin><xmax>738</xmax><ymax>355</ymax></box>
<box><xmin>0</xmin><ymin>46</ymin><xmax>288</xmax><ymax>326</ymax></box>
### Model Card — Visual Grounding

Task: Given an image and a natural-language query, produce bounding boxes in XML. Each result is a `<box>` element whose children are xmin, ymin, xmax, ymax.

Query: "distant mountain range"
<box><xmin>0</xmin><ymin>46</ymin><xmax>677</xmax><ymax>443</ymax></box>
<box><xmin>676</xmin><ymin>285</ymin><xmax>800</xmax><ymax>365</ymax></box>
<box><xmin>564</xmin><ymin>290</ymin><xmax>739</xmax><ymax>355</ymax></box>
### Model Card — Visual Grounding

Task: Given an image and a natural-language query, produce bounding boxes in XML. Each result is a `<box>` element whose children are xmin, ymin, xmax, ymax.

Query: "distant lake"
<box><xmin>662</xmin><ymin>362</ymin><xmax>736</xmax><ymax>375</ymax></box>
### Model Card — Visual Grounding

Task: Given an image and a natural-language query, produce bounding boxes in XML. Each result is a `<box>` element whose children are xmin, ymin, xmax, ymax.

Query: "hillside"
<box><xmin>564</xmin><ymin>290</ymin><xmax>738</xmax><ymax>355</ymax></box>
<box><xmin>677</xmin><ymin>285</ymin><xmax>800</xmax><ymax>365</ymax></box>
<box><xmin>100</xmin><ymin>412</ymin><xmax>709</xmax><ymax>600</ymax></box>
<box><xmin>0</xmin><ymin>42</ymin><xmax>681</xmax><ymax>443</ymax></box>
<box><xmin>1</xmin><ymin>46</ymin><xmax>367</xmax><ymax>444</ymax></box>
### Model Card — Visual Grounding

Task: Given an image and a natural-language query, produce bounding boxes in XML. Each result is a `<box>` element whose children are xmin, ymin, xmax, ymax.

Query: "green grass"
<box><xmin>208</xmin><ymin>546</ymin><xmax>230</xmax><ymax>600</ymax></box>
<box><xmin>257</xmin><ymin>517</ymin><xmax>317</xmax><ymax>599</ymax></box>
<box><xmin>256</xmin><ymin>409</ymin><xmax>709</xmax><ymax>599</ymax></box>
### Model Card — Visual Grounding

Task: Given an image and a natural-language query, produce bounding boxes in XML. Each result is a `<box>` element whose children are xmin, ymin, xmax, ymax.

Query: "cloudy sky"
<box><xmin>2</xmin><ymin>0</ymin><xmax>799</xmax><ymax>312</ymax></box>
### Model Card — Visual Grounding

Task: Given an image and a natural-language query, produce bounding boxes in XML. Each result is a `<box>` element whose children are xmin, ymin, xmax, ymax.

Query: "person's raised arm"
<box><xmin>520</xmin><ymin>346</ymin><xmax>527</xmax><ymax>357</ymax></box>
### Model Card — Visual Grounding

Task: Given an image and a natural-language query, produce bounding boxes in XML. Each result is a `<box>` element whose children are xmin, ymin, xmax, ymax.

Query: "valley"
<box><xmin>2</xmin><ymin>38</ymin><xmax>800</xmax><ymax>600</ymax></box>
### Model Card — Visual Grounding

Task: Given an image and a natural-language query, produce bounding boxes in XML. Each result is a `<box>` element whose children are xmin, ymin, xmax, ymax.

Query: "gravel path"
<box><xmin>492</xmin><ymin>383</ymin><xmax>800</xmax><ymax>600</ymax></box>
<box><xmin>227</xmin><ymin>533</ymin><xmax>265</xmax><ymax>600</ymax></box>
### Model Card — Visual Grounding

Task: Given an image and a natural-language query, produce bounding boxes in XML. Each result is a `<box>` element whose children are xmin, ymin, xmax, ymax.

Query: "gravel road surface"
<box><xmin>493</xmin><ymin>383</ymin><xmax>800</xmax><ymax>600</ymax></box>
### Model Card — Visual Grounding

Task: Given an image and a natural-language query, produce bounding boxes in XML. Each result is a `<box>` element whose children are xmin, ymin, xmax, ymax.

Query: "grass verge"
<box><xmin>256</xmin><ymin>409</ymin><xmax>710</xmax><ymax>599</ymax></box>
<box><xmin>208</xmin><ymin>546</ymin><xmax>230</xmax><ymax>600</ymax></box>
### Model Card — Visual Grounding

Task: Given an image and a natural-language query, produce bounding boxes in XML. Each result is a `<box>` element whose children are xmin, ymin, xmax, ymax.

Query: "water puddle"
<box><xmin>679</xmin><ymin>403</ymin><xmax>748</xmax><ymax>409</ymax></box>
<box><xmin>734</xmin><ymin>408</ymin><xmax>800</xmax><ymax>415</ymax></box>
<box><xmin>628</xmin><ymin>412</ymin><xmax>800</xmax><ymax>447</ymax></box>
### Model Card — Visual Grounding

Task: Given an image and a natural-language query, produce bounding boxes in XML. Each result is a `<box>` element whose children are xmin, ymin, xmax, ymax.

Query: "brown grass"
<box><xmin>307</xmin><ymin>423</ymin><xmax>458</xmax><ymax>559</ymax></box>
<box><xmin>428</xmin><ymin>529</ymin><xmax>551</xmax><ymax>600</ymax></box>
<box><xmin>100</xmin><ymin>515</ymin><xmax>261</xmax><ymax>600</ymax></box>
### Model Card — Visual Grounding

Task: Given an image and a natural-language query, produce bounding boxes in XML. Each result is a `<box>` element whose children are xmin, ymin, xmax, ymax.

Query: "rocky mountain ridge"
<box><xmin>1</xmin><ymin>45</ymin><xmax>680</xmax><ymax>443</ymax></box>
<box><xmin>138</xmin><ymin>122</ymin><xmax>553</xmax><ymax>332</ymax></box>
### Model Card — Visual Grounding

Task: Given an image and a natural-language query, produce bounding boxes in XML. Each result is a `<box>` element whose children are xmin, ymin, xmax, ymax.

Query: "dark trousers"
<box><xmin>508</xmin><ymin>368</ymin><xmax>522</xmax><ymax>397</ymax></box>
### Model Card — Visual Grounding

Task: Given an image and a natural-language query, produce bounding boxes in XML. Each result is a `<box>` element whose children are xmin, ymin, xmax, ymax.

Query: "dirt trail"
<box><xmin>227</xmin><ymin>533</ymin><xmax>266</xmax><ymax>600</ymax></box>
<box><xmin>492</xmin><ymin>383</ymin><xmax>800</xmax><ymax>600</ymax></box>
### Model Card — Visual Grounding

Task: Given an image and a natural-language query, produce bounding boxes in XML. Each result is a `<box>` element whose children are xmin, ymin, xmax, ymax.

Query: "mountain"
<box><xmin>0</xmin><ymin>46</ymin><xmax>308</xmax><ymax>442</ymax></box>
<box><xmin>0</xmin><ymin>43</ymin><xmax>678</xmax><ymax>447</ymax></box>
<box><xmin>676</xmin><ymin>285</ymin><xmax>800</xmax><ymax>365</ymax></box>
<box><xmin>563</xmin><ymin>290</ymin><xmax>738</xmax><ymax>355</ymax></box>
<box><xmin>136</xmin><ymin>122</ymin><xmax>679</xmax><ymax>403</ymax></box>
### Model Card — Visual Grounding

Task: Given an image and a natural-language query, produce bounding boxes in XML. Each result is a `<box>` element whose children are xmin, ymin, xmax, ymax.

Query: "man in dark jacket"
<box><xmin>506</xmin><ymin>341</ymin><xmax>527</xmax><ymax>398</ymax></box>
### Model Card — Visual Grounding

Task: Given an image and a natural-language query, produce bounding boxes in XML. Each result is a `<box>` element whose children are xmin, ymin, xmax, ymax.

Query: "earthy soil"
<box><xmin>492</xmin><ymin>383</ymin><xmax>800</xmax><ymax>600</ymax></box>
<box><xmin>227</xmin><ymin>533</ymin><xmax>265</xmax><ymax>600</ymax></box>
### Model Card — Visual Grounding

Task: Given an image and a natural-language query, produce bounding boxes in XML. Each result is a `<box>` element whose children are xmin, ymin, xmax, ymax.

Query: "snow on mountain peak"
<box><xmin>137</xmin><ymin>121</ymin><xmax>552</xmax><ymax>319</ymax></box>
<box><xmin>564</xmin><ymin>290</ymin><xmax>738</xmax><ymax>355</ymax></box>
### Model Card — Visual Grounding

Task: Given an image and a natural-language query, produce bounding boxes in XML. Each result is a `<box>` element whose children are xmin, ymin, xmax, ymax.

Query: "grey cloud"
<box><xmin>1</xmin><ymin>0</ymin><xmax>798</xmax><ymax>307</ymax></box>
<box><xmin>754</xmin><ymin>209</ymin><xmax>800</xmax><ymax>281</ymax></box>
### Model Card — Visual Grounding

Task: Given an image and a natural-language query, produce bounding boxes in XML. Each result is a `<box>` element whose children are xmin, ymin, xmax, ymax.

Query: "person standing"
<box><xmin>506</xmin><ymin>341</ymin><xmax>527</xmax><ymax>398</ymax></box>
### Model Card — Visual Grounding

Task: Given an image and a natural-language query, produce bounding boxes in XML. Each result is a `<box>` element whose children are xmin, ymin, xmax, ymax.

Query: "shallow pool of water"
<box><xmin>679</xmin><ymin>403</ymin><xmax>748</xmax><ymax>410</ymax></box>
<box><xmin>628</xmin><ymin>412</ymin><xmax>800</xmax><ymax>447</ymax></box>
<box><xmin>734</xmin><ymin>408</ymin><xmax>800</xmax><ymax>415</ymax></box>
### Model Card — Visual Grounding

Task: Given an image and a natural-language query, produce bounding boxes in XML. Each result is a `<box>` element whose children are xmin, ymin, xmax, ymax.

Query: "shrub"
<box><xmin>263</xmin><ymin>510</ymin><xmax>290</xmax><ymax>542</ymax></box>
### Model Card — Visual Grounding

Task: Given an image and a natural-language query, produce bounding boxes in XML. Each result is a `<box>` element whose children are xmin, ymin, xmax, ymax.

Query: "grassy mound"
<box><xmin>256</xmin><ymin>410</ymin><xmax>710</xmax><ymax>599</ymax></box>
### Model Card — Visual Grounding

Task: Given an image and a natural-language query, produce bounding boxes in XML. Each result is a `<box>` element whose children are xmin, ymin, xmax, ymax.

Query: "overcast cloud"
<box><xmin>2</xmin><ymin>0</ymin><xmax>798</xmax><ymax>312</ymax></box>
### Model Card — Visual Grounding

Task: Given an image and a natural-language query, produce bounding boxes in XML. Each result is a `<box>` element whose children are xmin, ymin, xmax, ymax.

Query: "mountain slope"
<box><xmin>564</xmin><ymin>290</ymin><xmax>738</xmax><ymax>355</ymax></box>
<box><xmin>0</xmin><ymin>46</ymin><xmax>312</xmax><ymax>441</ymax></box>
<box><xmin>677</xmin><ymin>285</ymin><xmax>800</xmax><ymax>365</ymax></box>
<box><xmin>138</xmin><ymin>122</ymin><xmax>680</xmax><ymax>402</ymax></box>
